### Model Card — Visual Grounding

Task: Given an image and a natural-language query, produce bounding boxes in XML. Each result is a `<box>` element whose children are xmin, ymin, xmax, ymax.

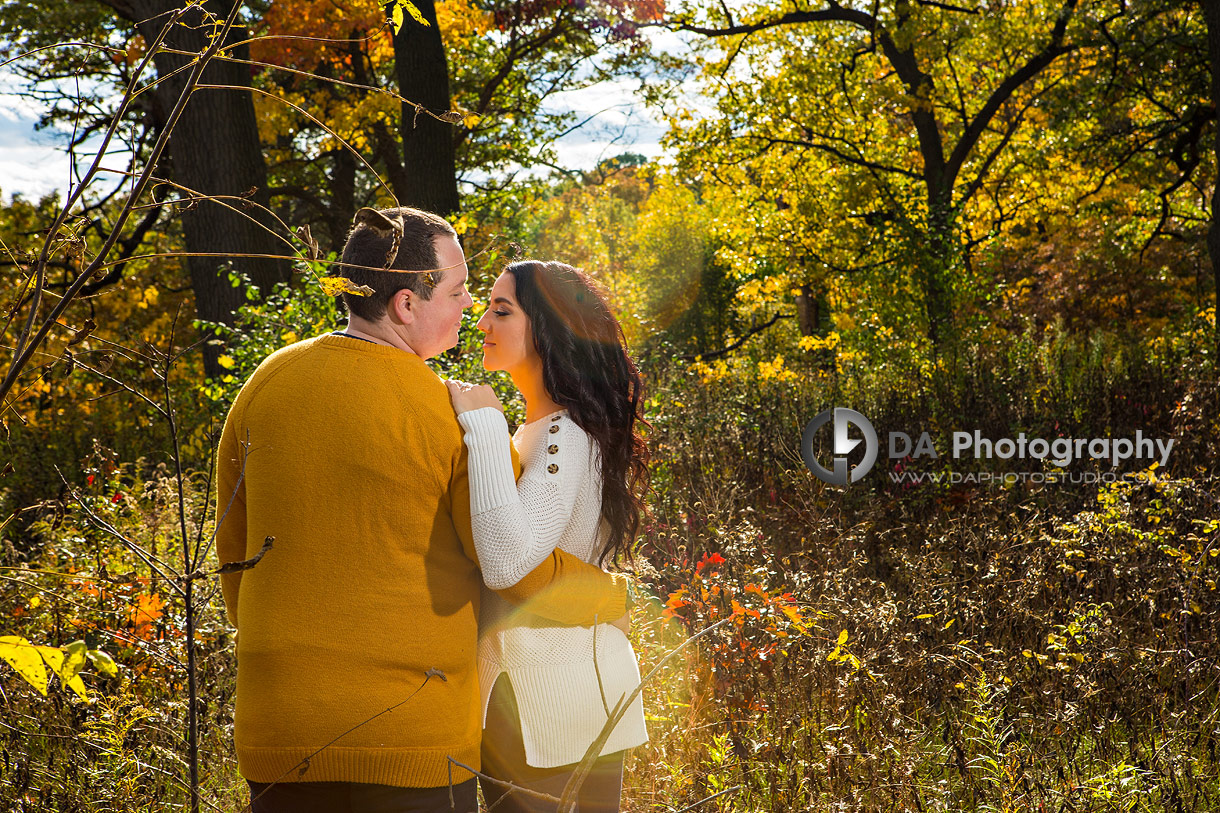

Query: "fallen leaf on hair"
<box><xmin>353</xmin><ymin>206</ymin><xmax>403</xmax><ymax>236</ymax></box>
<box><xmin>319</xmin><ymin>277</ymin><xmax>374</xmax><ymax>297</ymax></box>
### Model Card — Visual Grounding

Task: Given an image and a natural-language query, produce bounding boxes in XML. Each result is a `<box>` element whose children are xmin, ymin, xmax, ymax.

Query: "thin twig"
<box><xmin>3</xmin><ymin>4</ymin><xmax>187</xmax><ymax>381</ymax></box>
<box><xmin>672</xmin><ymin>785</ymin><xmax>744</xmax><ymax>812</ymax></box>
<box><xmin>55</xmin><ymin>467</ymin><xmax>184</xmax><ymax>594</ymax></box>
<box><xmin>557</xmin><ymin>617</ymin><xmax>733</xmax><ymax>811</ymax></box>
<box><xmin>0</xmin><ymin>1</ymin><xmax>238</xmax><ymax>407</ymax></box>
<box><xmin>593</xmin><ymin>615</ymin><xmax>610</xmax><ymax>718</ymax></box>
<box><xmin>445</xmin><ymin>758</ymin><xmax>565</xmax><ymax>806</ymax></box>
<box><xmin>245</xmin><ymin>670</ymin><xmax>446</xmax><ymax>810</ymax></box>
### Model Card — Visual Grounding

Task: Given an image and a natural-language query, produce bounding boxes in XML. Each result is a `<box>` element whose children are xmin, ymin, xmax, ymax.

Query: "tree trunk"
<box><xmin>115</xmin><ymin>0</ymin><xmax>292</xmax><ymax>375</ymax></box>
<box><xmin>922</xmin><ymin>187</ymin><xmax>957</xmax><ymax>354</ymax></box>
<box><xmin>795</xmin><ymin>283</ymin><xmax>818</xmax><ymax>337</ymax></box>
<box><xmin>326</xmin><ymin>148</ymin><xmax>357</xmax><ymax>251</ymax></box>
<box><xmin>393</xmin><ymin>0</ymin><xmax>461</xmax><ymax>216</ymax></box>
<box><xmin>1203</xmin><ymin>0</ymin><xmax>1220</xmax><ymax>355</ymax></box>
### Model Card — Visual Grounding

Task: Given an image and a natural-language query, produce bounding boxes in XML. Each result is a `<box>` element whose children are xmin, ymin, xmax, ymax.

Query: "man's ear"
<box><xmin>388</xmin><ymin>288</ymin><xmax>415</xmax><ymax>324</ymax></box>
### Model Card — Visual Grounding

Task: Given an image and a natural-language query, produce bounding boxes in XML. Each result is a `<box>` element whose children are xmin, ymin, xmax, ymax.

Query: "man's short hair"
<box><xmin>336</xmin><ymin>207</ymin><xmax>458</xmax><ymax>321</ymax></box>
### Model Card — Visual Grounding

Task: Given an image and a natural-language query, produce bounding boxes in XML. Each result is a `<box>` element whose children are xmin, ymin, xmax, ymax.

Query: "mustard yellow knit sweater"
<box><xmin>214</xmin><ymin>334</ymin><xmax>627</xmax><ymax>788</ymax></box>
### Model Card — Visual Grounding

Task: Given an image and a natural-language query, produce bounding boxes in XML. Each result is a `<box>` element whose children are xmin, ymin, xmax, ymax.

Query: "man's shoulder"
<box><xmin>260</xmin><ymin>333</ymin><xmax>327</xmax><ymax>368</ymax></box>
<box><xmin>237</xmin><ymin>334</ymin><xmax>326</xmax><ymax>388</ymax></box>
<box><xmin>223</xmin><ymin>335</ymin><xmax>336</xmax><ymax>416</ymax></box>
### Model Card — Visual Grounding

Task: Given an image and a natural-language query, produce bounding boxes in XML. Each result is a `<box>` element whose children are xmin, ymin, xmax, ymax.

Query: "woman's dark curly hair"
<box><xmin>505</xmin><ymin>260</ymin><xmax>650</xmax><ymax>567</ymax></box>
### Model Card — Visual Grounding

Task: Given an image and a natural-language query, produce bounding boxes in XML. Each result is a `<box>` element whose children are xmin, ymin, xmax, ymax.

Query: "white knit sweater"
<box><xmin>456</xmin><ymin>406</ymin><xmax>648</xmax><ymax>769</ymax></box>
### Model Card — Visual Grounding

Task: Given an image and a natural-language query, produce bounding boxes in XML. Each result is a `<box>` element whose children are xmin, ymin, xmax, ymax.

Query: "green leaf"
<box><xmin>87</xmin><ymin>649</ymin><xmax>118</xmax><ymax>678</ymax></box>
<box><xmin>0</xmin><ymin>635</ymin><xmax>48</xmax><ymax>695</ymax></box>
<box><xmin>62</xmin><ymin>640</ymin><xmax>88</xmax><ymax>680</ymax></box>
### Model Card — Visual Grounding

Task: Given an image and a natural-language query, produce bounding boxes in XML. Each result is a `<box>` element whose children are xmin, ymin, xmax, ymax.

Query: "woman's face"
<box><xmin>476</xmin><ymin>271</ymin><xmax>539</xmax><ymax>374</ymax></box>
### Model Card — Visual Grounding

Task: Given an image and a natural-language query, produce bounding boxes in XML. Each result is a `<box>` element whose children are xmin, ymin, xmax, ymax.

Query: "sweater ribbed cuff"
<box><xmin>456</xmin><ymin>407</ymin><xmax>520</xmax><ymax>514</ymax></box>
<box><xmin>237</xmin><ymin>740</ymin><xmax>479</xmax><ymax>788</ymax></box>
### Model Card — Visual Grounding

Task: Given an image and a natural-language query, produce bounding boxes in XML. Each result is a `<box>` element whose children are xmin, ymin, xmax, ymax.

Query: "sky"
<box><xmin>0</xmin><ymin>81</ymin><xmax>84</xmax><ymax>202</ymax></box>
<box><xmin>0</xmin><ymin>34</ymin><xmax>693</xmax><ymax>205</ymax></box>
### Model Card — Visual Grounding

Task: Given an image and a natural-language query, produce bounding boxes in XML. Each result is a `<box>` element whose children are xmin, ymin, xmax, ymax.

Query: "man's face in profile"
<box><xmin>407</xmin><ymin>235</ymin><xmax>473</xmax><ymax>360</ymax></box>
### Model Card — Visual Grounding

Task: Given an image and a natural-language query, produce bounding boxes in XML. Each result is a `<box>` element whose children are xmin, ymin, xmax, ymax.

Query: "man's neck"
<box><xmin>343</xmin><ymin>317</ymin><xmax>419</xmax><ymax>356</ymax></box>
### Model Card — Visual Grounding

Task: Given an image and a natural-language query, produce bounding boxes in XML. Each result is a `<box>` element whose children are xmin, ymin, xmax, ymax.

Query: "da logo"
<box><xmin>801</xmin><ymin>408</ymin><xmax>879</xmax><ymax>485</ymax></box>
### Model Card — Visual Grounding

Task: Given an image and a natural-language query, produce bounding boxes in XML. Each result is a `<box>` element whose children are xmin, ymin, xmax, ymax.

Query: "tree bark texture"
<box><xmin>1203</xmin><ymin>0</ymin><xmax>1220</xmax><ymax>343</ymax></box>
<box><xmin>106</xmin><ymin>0</ymin><xmax>292</xmax><ymax>372</ymax></box>
<box><xmin>393</xmin><ymin>0</ymin><xmax>461</xmax><ymax>216</ymax></box>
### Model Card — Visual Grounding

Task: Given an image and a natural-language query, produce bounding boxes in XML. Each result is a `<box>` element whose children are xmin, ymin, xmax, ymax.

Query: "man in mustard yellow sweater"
<box><xmin>214</xmin><ymin>207</ymin><xmax>629</xmax><ymax>812</ymax></box>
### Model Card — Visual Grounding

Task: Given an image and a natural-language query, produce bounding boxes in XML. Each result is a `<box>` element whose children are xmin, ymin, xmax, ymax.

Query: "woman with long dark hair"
<box><xmin>445</xmin><ymin>260</ymin><xmax>650</xmax><ymax>812</ymax></box>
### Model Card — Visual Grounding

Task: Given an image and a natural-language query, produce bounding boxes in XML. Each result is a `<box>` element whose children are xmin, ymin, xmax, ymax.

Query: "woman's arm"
<box><xmin>457</xmin><ymin>406</ymin><xmax>593</xmax><ymax>590</ymax></box>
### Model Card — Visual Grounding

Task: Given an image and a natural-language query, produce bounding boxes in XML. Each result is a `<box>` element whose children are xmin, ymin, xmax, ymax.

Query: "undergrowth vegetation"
<box><xmin>1</xmin><ymin>291</ymin><xmax>1217</xmax><ymax>812</ymax></box>
<box><xmin>626</xmin><ymin>316</ymin><xmax>1219</xmax><ymax>812</ymax></box>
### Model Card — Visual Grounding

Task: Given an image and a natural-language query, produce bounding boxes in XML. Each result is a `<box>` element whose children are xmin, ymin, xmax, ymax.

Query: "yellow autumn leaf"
<box><xmin>217</xmin><ymin>355</ymin><xmax>236</xmax><ymax>370</ymax></box>
<box><xmin>62</xmin><ymin>640</ymin><xmax>88</xmax><ymax>680</ymax></box>
<box><xmin>319</xmin><ymin>277</ymin><xmax>375</xmax><ymax>297</ymax></box>
<box><xmin>86</xmin><ymin>649</ymin><xmax>118</xmax><ymax>678</ymax></box>
<box><xmin>34</xmin><ymin>645</ymin><xmax>88</xmax><ymax>701</ymax></box>
<box><xmin>401</xmin><ymin>1</ymin><xmax>430</xmax><ymax>27</ymax></box>
<box><xmin>0</xmin><ymin>635</ymin><xmax>48</xmax><ymax>696</ymax></box>
<box><xmin>837</xmin><ymin>629</ymin><xmax>849</xmax><ymax>646</ymax></box>
<box><xmin>390</xmin><ymin>1</ymin><xmax>430</xmax><ymax>33</ymax></box>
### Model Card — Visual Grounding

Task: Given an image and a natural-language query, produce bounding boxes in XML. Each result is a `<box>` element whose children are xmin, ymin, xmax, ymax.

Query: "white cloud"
<box><xmin>1</xmin><ymin>24</ymin><xmax>707</xmax><ymax>202</ymax></box>
<box><xmin>0</xmin><ymin>145</ymin><xmax>72</xmax><ymax>202</ymax></box>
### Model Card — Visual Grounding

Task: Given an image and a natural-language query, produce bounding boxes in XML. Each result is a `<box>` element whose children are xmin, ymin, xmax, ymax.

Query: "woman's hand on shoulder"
<box><xmin>445</xmin><ymin>379</ymin><xmax>504</xmax><ymax>415</ymax></box>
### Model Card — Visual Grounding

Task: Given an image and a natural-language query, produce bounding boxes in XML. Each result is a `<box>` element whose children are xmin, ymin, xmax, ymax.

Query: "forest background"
<box><xmin>0</xmin><ymin>0</ymin><xmax>1217</xmax><ymax>811</ymax></box>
